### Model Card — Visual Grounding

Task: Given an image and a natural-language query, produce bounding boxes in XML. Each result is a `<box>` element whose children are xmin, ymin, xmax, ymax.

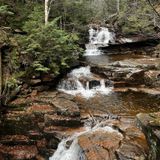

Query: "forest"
<box><xmin>0</xmin><ymin>0</ymin><xmax>160</xmax><ymax>160</ymax></box>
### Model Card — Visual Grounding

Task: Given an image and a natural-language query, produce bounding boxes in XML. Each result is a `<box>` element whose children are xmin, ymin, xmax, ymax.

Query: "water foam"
<box><xmin>58</xmin><ymin>66</ymin><xmax>112</xmax><ymax>99</ymax></box>
<box><xmin>85</xmin><ymin>27</ymin><xmax>115</xmax><ymax>56</ymax></box>
<box><xmin>49</xmin><ymin>122</ymin><xmax>122</xmax><ymax>160</ymax></box>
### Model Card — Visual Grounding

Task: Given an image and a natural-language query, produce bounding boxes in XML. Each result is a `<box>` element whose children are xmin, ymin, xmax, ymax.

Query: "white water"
<box><xmin>85</xmin><ymin>27</ymin><xmax>115</xmax><ymax>56</ymax></box>
<box><xmin>49</xmin><ymin>122</ymin><xmax>123</xmax><ymax>160</ymax></box>
<box><xmin>58</xmin><ymin>66</ymin><xmax>112</xmax><ymax>99</ymax></box>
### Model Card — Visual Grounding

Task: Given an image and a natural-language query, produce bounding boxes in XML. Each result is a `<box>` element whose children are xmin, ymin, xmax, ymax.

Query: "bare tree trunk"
<box><xmin>45</xmin><ymin>0</ymin><xmax>56</xmax><ymax>25</ymax></box>
<box><xmin>45</xmin><ymin>0</ymin><xmax>49</xmax><ymax>25</ymax></box>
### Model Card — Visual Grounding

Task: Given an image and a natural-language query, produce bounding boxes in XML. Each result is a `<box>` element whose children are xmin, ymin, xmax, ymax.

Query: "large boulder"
<box><xmin>137</xmin><ymin>112</ymin><xmax>160</xmax><ymax>160</ymax></box>
<box><xmin>78</xmin><ymin>128</ymin><xmax>123</xmax><ymax>160</ymax></box>
<box><xmin>77</xmin><ymin>118</ymin><xmax>149</xmax><ymax>160</ymax></box>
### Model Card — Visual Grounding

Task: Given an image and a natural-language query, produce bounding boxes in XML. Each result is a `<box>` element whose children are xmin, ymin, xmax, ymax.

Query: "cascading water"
<box><xmin>57</xmin><ymin>66</ymin><xmax>112</xmax><ymax>99</ymax></box>
<box><xmin>58</xmin><ymin>27</ymin><xmax>114</xmax><ymax>98</ymax></box>
<box><xmin>85</xmin><ymin>27</ymin><xmax>115</xmax><ymax>56</ymax></box>
<box><xmin>49</xmin><ymin>121</ymin><xmax>123</xmax><ymax>160</ymax></box>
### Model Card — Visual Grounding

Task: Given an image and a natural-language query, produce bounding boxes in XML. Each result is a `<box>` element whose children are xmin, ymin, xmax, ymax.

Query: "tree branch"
<box><xmin>146</xmin><ymin>0</ymin><xmax>160</xmax><ymax>17</ymax></box>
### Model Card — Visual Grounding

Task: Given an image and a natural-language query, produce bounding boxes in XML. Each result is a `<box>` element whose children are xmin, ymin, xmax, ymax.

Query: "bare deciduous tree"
<box><xmin>45</xmin><ymin>0</ymin><xmax>56</xmax><ymax>25</ymax></box>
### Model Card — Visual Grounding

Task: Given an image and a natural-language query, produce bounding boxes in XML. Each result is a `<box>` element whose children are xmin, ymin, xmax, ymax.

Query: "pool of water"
<box><xmin>75</xmin><ymin>91</ymin><xmax>160</xmax><ymax>116</ymax></box>
<box><xmin>85</xmin><ymin>53</ymin><xmax>149</xmax><ymax>66</ymax></box>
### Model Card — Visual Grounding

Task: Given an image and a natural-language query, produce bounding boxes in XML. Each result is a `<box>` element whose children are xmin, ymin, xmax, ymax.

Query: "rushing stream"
<box><xmin>49</xmin><ymin>121</ymin><xmax>123</xmax><ymax>160</ymax></box>
<box><xmin>50</xmin><ymin>27</ymin><xmax>160</xmax><ymax>160</ymax></box>
<box><xmin>58</xmin><ymin>27</ymin><xmax>114</xmax><ymax>98</ymax></box>
<box><xmin>58</xmin><ymin>66</ymin><xmax>112</xmax><ymax>99</ymax></box>
<box><xmin>52</xmin><ymin>27</ymin><xmax>116</xmax><ymax>159</ymax></box>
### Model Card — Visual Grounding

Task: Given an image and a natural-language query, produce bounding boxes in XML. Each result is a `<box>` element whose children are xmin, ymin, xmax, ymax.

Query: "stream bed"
<box><xmin>0</xmin><ymin>27</ymin><xmax>159</xmax><ymax>160</ymax></box>
<box><xmin>49</xmin><ymin>27</ymin><xmax>160</xmax><ymax>160</ymax></box>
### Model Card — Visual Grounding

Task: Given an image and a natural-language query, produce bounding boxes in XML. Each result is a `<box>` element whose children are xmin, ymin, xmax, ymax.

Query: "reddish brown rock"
<box><xmin>28</xmin><ymin>130</ymin><xmax>43</xmax><ymax>140</ymax></box>
<box><xmin>0</xmin><ymin>145</ymin><xmax>38</xmax><ymax>159</ymax></box>
<box><xmin>37</xmin><ymin>138</ymin><xmax>47</xmax><ymax>149</ymax></box>
<box><xmin>26</xmin><ymin>104</ymin><xmax>54</xmax><ymax>114</ymax></box>
<box><xmin>53</xmin><ymin>98</ymin><xmax>80</xmax><ymax>117</ymax></box>
<box><xmin>44</xmin><ymin>114</ymin><xmax>81</xmax><ymax>127</ymax></box>
<box><xmin>78</xmin><ymin>129</ymin><xmax>123</xmax><ymax>160</ymax></box>
<box><xmin>116</xmin><ymin>127</ymin><xmax>148</xmax><ymax>160</ymax></box>
<box><xmin>0</xmin><ymin>135</ymin><xmax>30</xmax><ymax>145</ymax></box>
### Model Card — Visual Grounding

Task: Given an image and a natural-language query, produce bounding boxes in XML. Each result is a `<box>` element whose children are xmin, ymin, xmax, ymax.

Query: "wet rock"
<box><xmin>110</xmin><ymin>58</ymin><xmax>160</xmax><ymax>70</ymax></box>
<box><xmin>36</xmin><ymin>138</ymin><xmax>47</xmax><ymax>150</ymax></box>
<box><xmin>36</xmin><ymin>155</ymin><xmax>46</xmax><ymax>160</ymax></box>
<box><xmin>26</xmin><ymin>104</ymin><xmax>54</xmax><ymax>114</ymax></box>
<box><xmin>91</xmin><ymin>57</ymin><xmax>160</xmax><ymax>88</ymax></box>
<box><xmin>56</xmin><ymin>92</ymin><xmax>74</xmax><ymax>101</ymax></box>
<box><xmin>0</xmin><ymin>135</ymin><xmax>30</xmax><ymax>145</ymax></box>
<box><xmin>43</xmin><ymin>126</ymin><xmax>65</xmax><ymax>140</ymax></box>
<box><xmin>47</xmin><ymin>138</ymin><xmax>59</xmax><ymax>149</ymax></box>
<box><xmin>0</xmin><ymin>90</ymin><xmax>83</xmax><ymax>159</ymax></box>
<box><xmin>53</xmin><ymin>98</ymin><xmax>80</xmax><ymax>117</ymax></box>
<box><xmin>28</xmin><ymin>130</ymin><xmax>43</xmax><ymax>140</ymax></box>
<box><xmin>89</xmin><ymin>80</ymin><xmax>100</xmax><ymax>89</ymax></box>
<box><xmin>77</xmin><ymin>117</ymin><xmax>149</xmax><ymax>160</ymax></box>
<box><xmin>144</xmin><ymin>70</ymin><xmax>160</xmax><ymax>87</ymax></box>
<box><xmin>126</xmin><ymin>70</ymin><xmax>145</xmax><ymax>84</ymax></box>
<box><xmin>113</xmin><ymin>81</ymin><xmax>129</xmax><ymax>87</ymax></box>
<box><xmin>137</xmin><ymin>112</ymin><xmax>160</xmax><ymax>160</ymax></box>
<box><xmin>105</xmin><ymin>79</ymin><xmax>113</xmax><ymax>87</ymax></box>
<box><xmin>112</xmin><ymin>68</ymin><xmax>131</xmax><ymax>81</ymax></box>
<box><xmin>129</xmin><ymin>87</ymin><xmax>160</xmax><ymax>96</ymax></box>
<box><xmin>116</xmin><ymin>141</ymin><xmax>147</xmax><ymax>160</ymax></box>
<box><xmin>78</xmin><ymin>129</ymin><xmax>123</xmax><ymax>160</ymax></box>
<box><xmin>116</xmin><ymin>127</ymin><xmax>148</xmax><ymax>160</ymax></box>
<box><xmin>0</xmin><ymin>145</ymin><xmax>38</xmax><ymax>160</ymax></box>
<box><xmin>38</xmin><ymin>91</ymin><xmax>58</xmax><ymax>99</ymax></box>
<box><xmin>44</xmin><ymin>114</ymin><xmax>81</xmax><ymax>127</ymax></box>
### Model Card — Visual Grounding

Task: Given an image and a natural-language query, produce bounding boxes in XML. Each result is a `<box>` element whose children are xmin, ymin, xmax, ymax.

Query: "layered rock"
<box><xmin>0</xmin><ymin>91</ymin><xmax>82</xmax><ymax>159</ymax></box>
<box><xmin>90</xmin><ymin>56</ymin><xmax>160</xmax><ymax>96</ymax></box>
<box><xmin>137</xmin><ymin>112</ymin><xmax>160</xmax><ymax>160</ymax></box>
<box><xmin>77</xmin><ymin>117</ymin><xmax>149</xmax><ymax>160</ymax></box>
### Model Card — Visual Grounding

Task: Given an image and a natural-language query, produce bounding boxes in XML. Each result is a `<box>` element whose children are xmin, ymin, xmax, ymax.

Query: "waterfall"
<box><xmin>49</xmin><ymin>129</ymin><xmax>88</xmax><ymax>160</ymax></box>
<box><xmin>57</xmin><ymin>66</ymin><xmax>112</xmax><ymax>99</ymax></box>
<box><xmin>85</xmin><ymin>27</ymin><xmax>115</xmax><ymax>56</ymax></box>
<box><xmin>49</xmin><ymin>122</ymin><xmax>123</xmax><ymax>160</ymax></box>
